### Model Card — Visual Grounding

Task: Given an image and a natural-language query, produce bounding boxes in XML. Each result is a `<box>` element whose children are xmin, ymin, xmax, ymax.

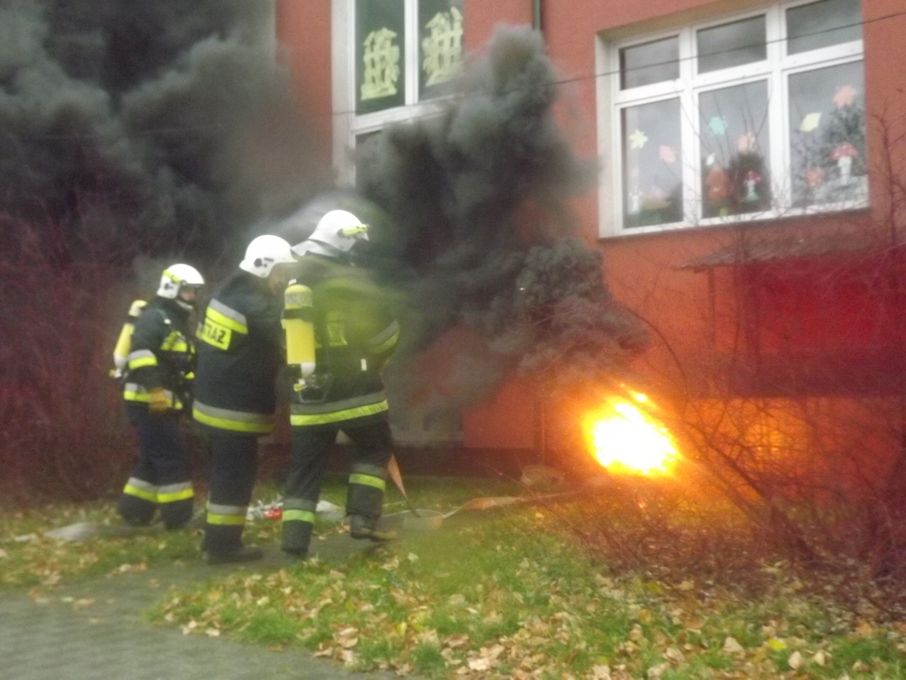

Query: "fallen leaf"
<box><xmin>788</xmin><ymin>651</ymin><xmax>803</xmax><ymax>669</ymax></box>
<box><xmin>591</xmin><ymin>665</ymin><xmax>611</xmax><ymax>680</ymax></box>
<box><xmin>855</xmin><ymin>620</ymin><xmax>874</xmax><ymax>637</ymax></box>
<box><xmin>445</xmin><ymin>634</ymin><xmax>469</xmax><ymax>649</ymax></box>
<box><xmin>336</xmin><ymin>626</ymin><xmax>358</xmax><ymax>649</ymax></box>
<box><xmin>767</xmin><ymin>638</ymin><xmax>787</xmax><ymax>651</ymax></box>
<box><xmin>723</xmin><ymin>637</ymin><xmax>744</xmax><ymax>654</ymax></box>
<box><xmin>813</xmin><ymin>650</ymin><xmax>827</xmax><ymax>666</ymax></box>
<box><xmin>664</xmin><ymin>647</ymin><xmax>685</xmax><ymax>664</ymax></box>
<box><xmin>468</xmin><ymin>657</ymin><xmax>492</xmax><ymax>671</ymax></box>
<box><xmin>647</xmin><ymin>662</ymin><xmax>670</xmax><ymax>679</ymax></box>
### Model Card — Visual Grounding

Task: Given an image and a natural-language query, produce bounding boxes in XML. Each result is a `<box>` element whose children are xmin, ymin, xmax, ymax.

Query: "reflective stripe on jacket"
<box><xmin>193</xmin><ymin>272</ymin><xmax>283</xmax><ymax>432</ymax></box>
<box><xmin>289</xmin><ymin>255</ymin><xmax>398</xmax><ymax>429</ymax></box>
<box><xmin>122</xmin><ymin>298</ymin><xmax>195</xmax><ymax>411</ymax></box>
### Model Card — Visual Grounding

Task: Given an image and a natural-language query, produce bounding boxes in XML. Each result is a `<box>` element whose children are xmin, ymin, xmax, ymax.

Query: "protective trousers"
<box><xmin>118</xmin><ymin>403</ymin><xmax>194</xmax><ymax>529</ymax></box>
<box><xmin>203</xmin><ymin>431</ymin><xmax>258</xmax><ymax>555</ymax></box>
<box><xmin>281</xmin><ymin>420</ymin><xmax>392</xmax><ymax>554</ymax></box>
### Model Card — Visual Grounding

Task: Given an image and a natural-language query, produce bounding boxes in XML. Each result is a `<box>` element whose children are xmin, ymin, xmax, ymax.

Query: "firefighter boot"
<box><xmin>117</xmin><ymin>483</ymin><xmax>156</xmax><ymax>527</ymax></box>
<box><xmin>159</xmin><ymin>494</ymin><xmax>194</xmax><ymax>530</ymax></box>
<box><xmin>349</xmin><ymin>514</ymin><xmax>396</xmax><ymax>542</ymax></box>
<box><xmin>346</xmin><ymin>469</ymin><xmax>395</xmax><ymax>541</ymax></box>
<box><xmin>203</xmin><ymin>524</ymin><xmax>263</xmax><ymax>565</ymax></box>
<box><xmin>281</xmin><ymin>499</ymin><xmax>316</xmax><ymax>558</ymax></box>
<box><xmin>204</xmin><ymin>545</ymin><xmax>264</xmax><ymax>565</ymax></box>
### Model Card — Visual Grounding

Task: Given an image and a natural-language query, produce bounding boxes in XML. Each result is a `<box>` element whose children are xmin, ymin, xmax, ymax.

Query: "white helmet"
<box><xmin>292</xmin><ymin>209</ymin><xmax>369</xmax><ymax>258</ymax></box>
<box><xmin>239</xmin><ymin>234</ymin><xmax>296</xmax><ymax>278</ymax></box>
<box><xmin>157</xmin><ymin>264</ymin><xmax>205</xmax><ymax>309</ymax></box>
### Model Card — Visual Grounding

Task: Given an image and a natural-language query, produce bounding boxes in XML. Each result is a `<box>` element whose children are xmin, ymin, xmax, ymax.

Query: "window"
<box><xmin>356</xmin><ymin>0</ymin><xmax>463</xmax><ymax>114</ymax></box>
<box><xmin>602</xmin><ymin>0</ymin><xmax>865</xmax><ymax>235</ymax></box>
<box><xmin>333</xmin><ymin>0</ymin><xmax>464</xmax><ymax>182</ymax></box>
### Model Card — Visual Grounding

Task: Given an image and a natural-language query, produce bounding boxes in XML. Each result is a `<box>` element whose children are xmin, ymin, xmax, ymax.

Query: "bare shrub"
<box><xmin>0</xmin><ymin>243</ymin><xmax>135</xmax><ymax>503</ymax></box>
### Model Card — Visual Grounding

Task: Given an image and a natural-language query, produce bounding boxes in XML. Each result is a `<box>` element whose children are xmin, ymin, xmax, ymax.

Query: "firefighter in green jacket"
<box><xmin>281</xmin><ymin>210</ymin><xmax>401</xmax><ymax>558</ymax></box>
<box><xmin>117</xmin><ymin>263</ymin><xmax>205</xmax><ymax>530</ymax></box>
<box><xmin>193</xmin><ymin>235</ymin><xmax>297</xmax><ymax>564</ymax></box>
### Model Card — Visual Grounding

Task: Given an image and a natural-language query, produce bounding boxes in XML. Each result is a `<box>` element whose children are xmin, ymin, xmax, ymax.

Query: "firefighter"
<box><xmin>281</xmin><ymin>209</ymin><xmax>401</xmax><ymax>558</ymax></box>
<box><xmin>193</xmin><ymin>235</ymin><xmax>297</xmax><ymax>564</ymax></box>
<box><xmin>117</xmin><ymin>263</ymin><xmax>205</xmax><ymax>530</ymax></box>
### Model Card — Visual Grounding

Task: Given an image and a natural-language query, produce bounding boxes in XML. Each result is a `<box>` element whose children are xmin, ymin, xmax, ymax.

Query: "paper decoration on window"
<box><xmin>361</xmin><ymin>28</ymin><xmax>402</xmax><ymax>101</ymax></box>
<box><xmin>830</xmin><ymin>142</ymin><xmax>859</xmax><ymax>185</ymax></box>
<box><xmin>708</xmin><ymin>116</ymin><xmax>728</xmax><ymax>136</ymax></box>
<box><xmin>737</xmin><ymin>131</ymin><xmax>757</xmax><ymax>153</ymax></box>
<box><xmin>805</xmin><ymin>166</ymin><xmax>825</xmax><ymax>188</ymax></box>
<box><xmin>629</xmin><ymin>129</ymin><xmax>649</xmax><ymax>150</ymax></box>
<box><xmin>643</xmin><ymin>185</ymin><xmax>669</xmax><ymax>211</ymax></box>
<box><xmin>833</xmin><ymin>84</ymin><xmax>858</xmax><ymax>109</ymax></box>
<box><xmin>422</xmin><ymin>8</ymin><xmax>464</xmax><ymax>86</ymax></box>
<box><xmin>659</xmin><ymin>145</ymin><xmax>677</xmax><ymax>164</ymax></box>
<box><xmin>706</xmin><ymin>165</ymin><xmax>731</xmax><ymax>204</ymax></box>
<box><xmin>742</xmin><ymin>171</ymin><xmax>762</xmax><ymax>203</ymax></box>
<box><xmin>800</xmin><ymin>112</ymin><xmax>822</xmax><ymax>133</ymax></box>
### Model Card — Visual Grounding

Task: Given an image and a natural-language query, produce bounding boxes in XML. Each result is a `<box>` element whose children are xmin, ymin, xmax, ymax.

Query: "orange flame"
<box><xmin>584</xmin><ymin>390</ymin><xmax>679</xmax><ymax>477</ymax></box>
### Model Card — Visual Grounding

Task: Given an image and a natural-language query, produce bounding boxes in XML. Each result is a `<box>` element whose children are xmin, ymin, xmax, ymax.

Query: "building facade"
<box><xmin>276</xmin><ymin>0</ymin><xmax>906</xmax><ymax>459</ymax></box>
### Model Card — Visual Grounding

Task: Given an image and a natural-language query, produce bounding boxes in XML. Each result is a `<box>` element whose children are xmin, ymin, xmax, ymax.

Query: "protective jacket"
<box><xmin>289</xmin><ymin>255</ymin><xmax>399</xmax><ymax>430</ymax></box>
<box><xmin>123</xmin><ymin>297</ymin><xmax>195</xmax><ymax>410</ymax></box>
<box><xmin>193</xmin><ymin>271</ymin><xmax>283</xmax><ymax>434</ymax></box>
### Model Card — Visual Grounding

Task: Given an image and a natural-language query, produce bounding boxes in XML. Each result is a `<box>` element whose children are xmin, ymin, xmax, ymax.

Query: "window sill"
<box><xmin>599</xmin><ymin>198</ymin><xmax>871</xmax><ymax>241</ymax></box>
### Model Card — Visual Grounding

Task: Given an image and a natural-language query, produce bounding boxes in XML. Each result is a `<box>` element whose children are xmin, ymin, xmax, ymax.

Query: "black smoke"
<box><xmin>0</xmin><ymin>0</ymin><xmax>325</xmax><ymax>265</ymax></box>
<box><xmin>352</xmin><ymin>26</ymin><xmax>649</xmax><ymax>417</ymax></box>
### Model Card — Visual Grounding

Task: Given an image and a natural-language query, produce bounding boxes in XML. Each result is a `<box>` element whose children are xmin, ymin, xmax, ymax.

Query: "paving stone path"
<box><xmin>0</xmin><ymin>536</ymin><xmax>403</xmax><ymax>680</ymax></box>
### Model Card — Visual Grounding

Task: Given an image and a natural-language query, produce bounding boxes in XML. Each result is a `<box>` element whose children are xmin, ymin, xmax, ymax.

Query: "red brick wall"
<box><xmin>276</xmin><ymin>0</ymin><xmax>334</xmax><ymax>165</ymax></box>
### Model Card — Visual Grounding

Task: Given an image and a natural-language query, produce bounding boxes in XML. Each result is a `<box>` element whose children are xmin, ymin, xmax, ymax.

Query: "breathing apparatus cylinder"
<box><xmin>112</xmin><ymin>299</ymin><xmax>147</xmax><ymax>377</ymax></box>
<box><xmin>283</xmin><ymin>283</ymin><xmax>316</xmax><ymax>386</ymax></box>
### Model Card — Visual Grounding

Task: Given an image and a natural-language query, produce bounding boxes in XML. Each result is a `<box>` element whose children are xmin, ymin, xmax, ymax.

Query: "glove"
<box><xmin>147</xmin><ymin>388</ymin><xmax>170</xmax><ymax>414</ymax></box>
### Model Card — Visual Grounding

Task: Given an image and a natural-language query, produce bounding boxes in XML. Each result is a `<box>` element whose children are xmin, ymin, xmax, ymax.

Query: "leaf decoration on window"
<box><xmin>708</xmin><ymin>116</ymin><xmax>728</xmax><ymax>136</ymax></box>
<box><xmin>629</xmin><ymin>129</ymin><xmax>649</xmax><ymax>150</ymax></box>
<box><xmin>800</xmin><ymin>112</ymin><xmax>822</xmax><ymax>133</ymax></box>
<box><xmin>833</xmin><ymin>84</ymin><xmax>857</xmax><ymax>109</ymax></box>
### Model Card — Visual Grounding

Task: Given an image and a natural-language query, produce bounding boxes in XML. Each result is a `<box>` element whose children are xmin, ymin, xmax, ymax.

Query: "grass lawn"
<box><xmin>2</xmin><ymin>475</ymin><xmax>905</xmax><ymax>679</ymax></box>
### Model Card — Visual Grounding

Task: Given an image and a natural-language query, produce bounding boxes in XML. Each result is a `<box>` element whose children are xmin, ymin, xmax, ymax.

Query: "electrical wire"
<box><xmin>5</xmin><ymin>5</ymin><xmax>906</xmax><ymax>140</ymax></box>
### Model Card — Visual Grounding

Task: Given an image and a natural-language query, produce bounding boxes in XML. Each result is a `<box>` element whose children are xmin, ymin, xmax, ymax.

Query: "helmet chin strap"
<box><xmin>175</xmin><ymin>290</ymin><xmax>196</xmax><ymax>312</ymax></box>
<box><xmin>306</xmin><ymin>239</ymin><xmax>345</xmax><ymax>258</ymax></box>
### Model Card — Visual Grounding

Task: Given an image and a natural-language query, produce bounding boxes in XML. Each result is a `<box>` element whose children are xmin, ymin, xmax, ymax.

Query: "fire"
<box><xmin>585</xmin><ymin>390</ymin><xmax>679</xmax><ymax>476</ymax></box>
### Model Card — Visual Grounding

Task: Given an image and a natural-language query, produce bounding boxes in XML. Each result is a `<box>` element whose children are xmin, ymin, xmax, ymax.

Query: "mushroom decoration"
<box><xmin>743</xmin><ymin>170</ymin><xmax>762</xmax><ymax>203</ymax></box>
<box><xmin>830</xmin><ymin>142</ymin><xmax>859</xmax><ymax>186</ymax></box>
<box><xmin>706</xmin><ymin>165</ymin><xmax>732</xmax><ymax>206</ymax></box>
<box><xmin>806</xmin><ymin>166</ymin><xmax>825</xmax><ymax>189</ymax></box>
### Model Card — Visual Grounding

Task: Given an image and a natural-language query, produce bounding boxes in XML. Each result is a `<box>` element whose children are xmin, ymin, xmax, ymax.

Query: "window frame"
<box><xmin>332</xmin><ymin>0</ymin><xmax>463</xmax><ymax>184</ymax></box>
<box><xmin>598</xmin><ymin>0</ymin><xmax>866</xmax><ymax>238</ymax></box>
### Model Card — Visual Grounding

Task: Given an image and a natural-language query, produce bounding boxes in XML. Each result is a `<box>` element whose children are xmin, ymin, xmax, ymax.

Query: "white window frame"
<box><xmin>332</xmin><ymin>0</ymin><xmax>461</xmax><ymax>185</ymax></box>
<box><xmin>597</xmin><ymin>0</ymin><xmax>866</xmax><ymax>238</ymax></box>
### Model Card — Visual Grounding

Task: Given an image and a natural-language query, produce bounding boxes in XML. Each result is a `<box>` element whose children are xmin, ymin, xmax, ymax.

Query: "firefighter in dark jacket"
<box><xmin>281</xmin><ymin>210</ymin><xmax>401</xmax><ymax>558</ymax></box>
<box><xmin>193</xmin><ymin>235</ymin><xmax>297</xmax><ymax>564</ymax></box>
<box><xmin>117</xmin><ymin>263</ymin><xmax>205</xmax><ymax>530</ymax></box>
